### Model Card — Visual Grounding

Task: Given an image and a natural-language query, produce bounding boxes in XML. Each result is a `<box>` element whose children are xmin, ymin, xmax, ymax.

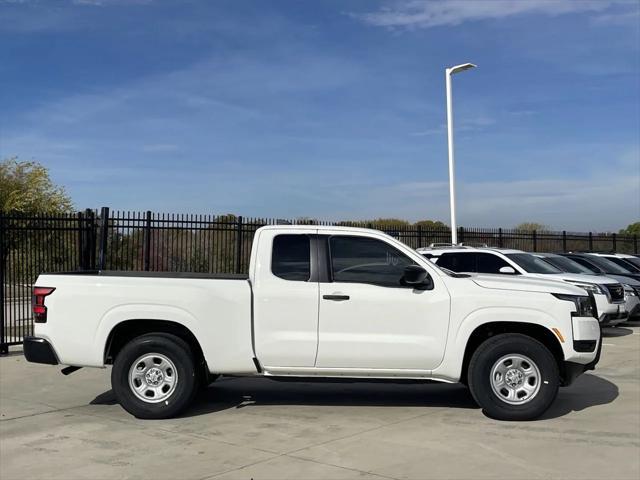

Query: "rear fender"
<box><xmin>94</xmin><ymin>304</ymin><xmax>204</xmax><ymax>366</ymax></box>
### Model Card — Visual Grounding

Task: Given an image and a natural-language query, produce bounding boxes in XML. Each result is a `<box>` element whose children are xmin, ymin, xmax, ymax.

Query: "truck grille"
<box><xmin>606</xmin><ymin>284</ymin><xmax>625</xmax><ymax>302</ymax></box>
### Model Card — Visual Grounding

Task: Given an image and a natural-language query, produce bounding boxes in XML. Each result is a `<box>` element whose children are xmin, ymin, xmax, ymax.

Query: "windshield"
<box><xmin>583</xmin><ymin>255</ymin><xmax>634</xmax><ymax>274</ymax></box>
<box><xmin>607</xmin><ymin>256</ymin><xmax>640</xmax><ymax>273</ymax></box>
<box><xmin>506</xmin><ymin>253</ymin><xmax>562</xmax><ymax>274</ymax></box>
<box><xmin>623</xmin><ymin>257</ymin><xmax>640</xmax><ymax>270</ymax></box>
<box><xmin>541</xmin><ymin>255</ymin><xmax>594</xmax><ymax>274</ymax></box>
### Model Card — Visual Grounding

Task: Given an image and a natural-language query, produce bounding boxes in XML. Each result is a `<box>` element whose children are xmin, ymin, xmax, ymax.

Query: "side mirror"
<box><xmin>499</xmin><ymin>266</ymin><xmax>517</xmax><ymax>274</ymax></box>
<box><xmin>402</xmin><ymin>265</ymin><xmax>433</xmax><ymax>289</ymax></box>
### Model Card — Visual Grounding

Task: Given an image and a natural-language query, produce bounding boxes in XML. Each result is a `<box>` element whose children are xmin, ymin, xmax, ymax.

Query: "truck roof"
<box><xmin>258</xmin><ymin>224</ymin><xmax>389</xmax><ymax>235</ymax></box>
<box><xmin>417</xmin><ymin>246</ymin><xmax>524</xmax><ymax>255</ymax></box>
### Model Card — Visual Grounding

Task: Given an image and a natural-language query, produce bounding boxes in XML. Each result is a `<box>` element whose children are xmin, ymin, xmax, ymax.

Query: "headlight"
<box><xmin>552</xmin><ymin>293</ymin><xmax>597</xmax><ymax>318</ymax></box>
<box><xmin>567</xmin><ymin>281</ymin><xmax>605</xmax><ymax>295</ymax></box>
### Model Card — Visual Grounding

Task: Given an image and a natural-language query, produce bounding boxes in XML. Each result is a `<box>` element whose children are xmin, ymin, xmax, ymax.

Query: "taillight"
<box><xmin>32</xmin><ymin>287</ymin><xmax>55</xmax><ymax>323</ymax></box>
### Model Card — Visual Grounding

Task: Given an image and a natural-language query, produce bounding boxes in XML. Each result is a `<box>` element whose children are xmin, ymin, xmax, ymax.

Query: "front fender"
<box><xmin>432</xmin><ymin>306</ymin><xmax>563</xmax><ymax>382</ymax></box>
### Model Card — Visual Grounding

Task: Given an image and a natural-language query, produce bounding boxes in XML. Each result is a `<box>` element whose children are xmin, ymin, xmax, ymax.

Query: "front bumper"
<box><xmin>595</xmin><ymin>293</ymin><xmax>627</xmax><ymax>324</ymax></box>
<box><xmin>600</xmin><ymin>310</ymin><xmax>629</xmax><ymax>326</ymax></box>
<box><xmin>563</xmin><ymin>325</ymin><xmax>602</xmax><ymax>386</ymax></box>
<box><xmin>23</xmin><ymin>337</ymin><xmax>59</xmax><ymax>365</ymax></box>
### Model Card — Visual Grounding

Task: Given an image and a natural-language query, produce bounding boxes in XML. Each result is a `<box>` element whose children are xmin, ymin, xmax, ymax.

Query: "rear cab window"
<box><xmin>271</xmin><ymin>234</ymin><xmax>311</xmax><ymax>281</ymax></box>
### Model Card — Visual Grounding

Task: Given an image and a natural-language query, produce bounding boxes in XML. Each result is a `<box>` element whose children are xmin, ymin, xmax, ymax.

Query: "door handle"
<box><xmin>323</xmin><ymin>294</ymin><xmax>350</xmax><ymax>301</ymax></box>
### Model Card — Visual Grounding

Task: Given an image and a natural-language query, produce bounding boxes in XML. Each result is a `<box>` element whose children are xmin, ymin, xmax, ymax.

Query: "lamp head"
<box><xmin>447</xmin><ymin>63</ymin><xmax>477</xmax><ymax>75</ymax></box>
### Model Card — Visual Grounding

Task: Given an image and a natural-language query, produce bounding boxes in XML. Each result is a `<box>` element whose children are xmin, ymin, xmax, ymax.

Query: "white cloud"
<box><xmin>72</xmin><ymin>0</ymin><xmax>153</xmax><ymax>5</ymax></box>
<box><xmin>341</xmin><ymin>173</ymin><xmax>640</xmax><ymax>231</ymax></box>
<box><xmin>355</xmin><ymin>0</ymin><xmax>626</xmax><ymax>29</ymax></box>
<box><xmin>592</xmin><ymin>8</ymin><xmax>640</xmax><ymax>26</ymax></box>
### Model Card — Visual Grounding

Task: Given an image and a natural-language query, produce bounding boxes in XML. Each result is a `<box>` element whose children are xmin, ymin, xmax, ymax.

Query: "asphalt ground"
<box><xmin>1</xmin><ymin>322</ymin><xmax>639</xmax><ymax>480</ymax></box>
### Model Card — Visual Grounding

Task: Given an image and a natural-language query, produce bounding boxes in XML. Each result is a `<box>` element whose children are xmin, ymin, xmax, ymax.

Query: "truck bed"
<box><xmin>34</xmin><ymin>271</ymin><xmax>256</xmax><ymax>373</ymax></box>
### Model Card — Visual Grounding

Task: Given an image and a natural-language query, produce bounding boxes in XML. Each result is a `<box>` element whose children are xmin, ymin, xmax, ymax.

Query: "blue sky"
<box><xmin>1</xmin><ymin>0</ymin><xmax>639</xmax><ymax>231</ymax></box>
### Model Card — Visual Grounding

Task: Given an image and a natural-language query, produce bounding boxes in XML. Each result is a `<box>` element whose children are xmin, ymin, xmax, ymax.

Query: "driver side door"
<box><xmin>316</xmin><ymin>233</ymin><xmax>450</xmax><ymax>371</ymax></box>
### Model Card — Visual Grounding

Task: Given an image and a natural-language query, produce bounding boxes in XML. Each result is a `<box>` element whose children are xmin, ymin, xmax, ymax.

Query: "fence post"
<box><xmin>417</xmin><ymin>225</ymin><xmax>422</xmax><ymax>248</ymax></box>
<box><xmin>498</xmin><ymin>228</ymin><xmax>503</xmax><ymax>248</ymax></box>
<box><xmin>143</xmin><ymin>211</ymin><xmax>152</xmax><ymax>271</ymax></box>
<box><xmin>612</xmin><ymin>233</ymin><xmax>617</xmax><ymax>253</ymax></box>
<box><xmin>98</xmin><ymin>207</ymin><xmax>110</xmax><ymax>270</ymax></box>
<box><xmin>635</xmin><ymin>235</ymin><xmax>638</xmax><ymax>254</ymax></box>
<box><xmin>562</xmin><ymin>231</ymin><xmax>567</xmax><ymax>252</ymax></box>
<box><xmin>76</xmin><ymin>208</ymin><xmax>95</xmax><ymax>270</ymax></box>
<box><xmin>77</xmin><ymin>210</ymin><xmax>85</xmax><ymax>270</ymax></box>
<box><xmin>235</xmin><ymin>216</ymin><xmax>243</xmax><ymax>274</ymax></box>
<box><xmin>588</xmin><ymin>232</ymin><xmax>593</xmax><ymax>251</ymax></box>
<box><xmin>532</xmin><ymin>230</ymin><xmax>537</xmax><ymax>252</ymax></box>
<box><xmin>87</xmin><ymin>209</ymin><xmax>97</xmax><ymax>269</ymax></box>
<box><xmin>0</xmin><ymin>212</ymin><xmax>6</xmax><ymax>354</ymax></box>
<box><xmin>458</xmin><ymin>227</ymin><xmax>464</xmax><ymax>245</ymax></box>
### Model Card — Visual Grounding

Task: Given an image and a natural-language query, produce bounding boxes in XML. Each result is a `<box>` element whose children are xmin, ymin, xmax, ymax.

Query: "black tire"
<box><xmin>468</xmin><ymin>333</ymin><xmax>559</xmax><ymax>421</ymax></box>
<box><xmin>111</xmin><ymin>333</ymin><xmax>198</xmax><ymax>419</ymax></box>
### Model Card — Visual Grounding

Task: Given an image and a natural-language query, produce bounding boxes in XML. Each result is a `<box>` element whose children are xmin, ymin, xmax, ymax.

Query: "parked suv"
<box><xmin>559</xmin><ymin>253</ymin><xmax>640</xmax><ymax>319</ymax></box>
<box><xmin>587</xmin><ymin>253</ymin><xmax>640</xmax><ymax>275</ymax></box>
<box><xmin>562</xmin><ymin>253</ymin><xmax>640</xmax><ymax>282</ymax></box>
<box><xmin>417</xmin><ymin>247</ymin><xmax>627</xmax><ymax>325</ymax></box>
<box><xmin>533</xmin><ymin>253</ymin><xmax>639</xmax><ymax>321</ymax></box>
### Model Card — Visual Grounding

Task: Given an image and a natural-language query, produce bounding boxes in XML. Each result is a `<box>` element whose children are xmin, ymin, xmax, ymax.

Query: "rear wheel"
<box><xmin>111</xmin><ymin>333</ymin><xmax>198</xmax><ymax>419</ymax></box>
<box><xmin>468</xmin><ymin>333</ymin><xmax>559</xmax><ymax>421</ymax></box>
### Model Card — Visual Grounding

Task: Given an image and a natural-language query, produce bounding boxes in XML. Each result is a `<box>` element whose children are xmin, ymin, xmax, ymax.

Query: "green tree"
<box><xmin>414</xmin><ymin>219</ymin><xmax>449</xmax><ymax>229</ymax></box>
<box><xmin>515</xmin><ymin>222</ymin><xmax>550</xmax><ymax>232</ymax></box>
<box><xmin>1</xmin><ymin>158</ymin><xmax>74</xmax><ymax>284</ymax></box>
<box><xmin>619</xmin><ymin>222</ymin><xmax>640</xmax><ymax>236</ymax></box>
<box><xmin>1</xmin><ymin>157</ymin><xmax>73</xmax><ymax>213</ymax></box>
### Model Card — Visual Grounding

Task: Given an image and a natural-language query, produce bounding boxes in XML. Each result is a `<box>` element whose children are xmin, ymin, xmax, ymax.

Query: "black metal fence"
<box><xmin>1</xmin><ymin>208</ymin><xmax>638</xmax><ymax>353</ymax></box>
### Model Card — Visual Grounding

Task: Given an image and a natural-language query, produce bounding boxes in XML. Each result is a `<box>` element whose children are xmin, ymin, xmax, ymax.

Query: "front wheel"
<box><xmin>468</xmin><ymin>333</ymin><xmax>559</xmax><ymax>421</ymax></box>
<box><xmin>111</xmin><ymin>333</ymin><xmax>198</xmax><ymax>419</ymax></box>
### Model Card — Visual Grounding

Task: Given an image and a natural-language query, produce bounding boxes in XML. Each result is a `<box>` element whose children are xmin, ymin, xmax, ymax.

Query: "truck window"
<box><xmin>436</xmin><ymin>252</ymin><xmax>476</xmax><ymax>272</ymax></box>
<box><xmin>272</xmin><ymin>235</ymin><xmax>311</xmax><ymax>281</ymax></box>
<box><xmin>330</xmin><ymin>236</ymin><xmax>415</xmax><ymax>287</ymax></box>
<box><xmin>476</xmin><ymin>252</ymin><xmax>512</xmax><ymax>273</ymax></box>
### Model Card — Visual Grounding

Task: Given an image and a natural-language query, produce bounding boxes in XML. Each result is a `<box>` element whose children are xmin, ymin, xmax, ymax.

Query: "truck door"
<box><xmin>316</xmin><ymin>233</ymin><xmax>450</xmax><ymax>371</ymax></box>
<box><xmin>252</xmin><ymin>229</ymin><xmax>319</xmax><ymax>367</ymax></box>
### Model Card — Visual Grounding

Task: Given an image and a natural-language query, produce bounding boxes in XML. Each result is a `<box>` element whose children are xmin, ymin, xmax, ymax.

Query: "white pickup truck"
<box><xmin>24</xmin><ymin>226</ymin><xmax>601</xmax><ymax>421</ymax></box>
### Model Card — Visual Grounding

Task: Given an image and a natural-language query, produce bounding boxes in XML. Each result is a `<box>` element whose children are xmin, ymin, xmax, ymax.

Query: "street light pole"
<box><xmin>445</xmin><ymin>62</ymin><xmax>476</xmax><ymax>245</ymax></box>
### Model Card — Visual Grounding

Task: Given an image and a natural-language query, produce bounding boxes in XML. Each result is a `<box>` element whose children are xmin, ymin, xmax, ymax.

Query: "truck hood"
<box><xmin>526</xmin><ymin>272</ymin><xmax>618</xmax><ymax>286</ymax></box>
<box><xmin>471</xmin><ymin>273</ymin><xmax>585</xmax><ymax>295</ymax></box>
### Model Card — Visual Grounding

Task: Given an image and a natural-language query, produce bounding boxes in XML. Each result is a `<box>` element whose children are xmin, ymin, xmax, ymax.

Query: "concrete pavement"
<box><xmin>1</xmin><ymin>323</ymin><xmax>638</xmax><ymax>480</ymax></box>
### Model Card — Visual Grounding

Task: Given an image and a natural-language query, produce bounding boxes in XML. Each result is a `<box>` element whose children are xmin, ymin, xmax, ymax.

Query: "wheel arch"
<box><xmin>104</xmin><ymin>319</ymin><xmax>206</xmax><ymax>369</ymax></box>
<box><xmin>459</xmin><ymin>321</ymin><xmax>566</xmax><ymax>385</ymax></box>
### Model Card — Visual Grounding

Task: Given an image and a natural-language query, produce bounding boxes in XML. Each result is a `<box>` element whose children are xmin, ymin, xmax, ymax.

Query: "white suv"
<box><xmin>537</xmin><ymin>252</ymin><xmax>639</xmax><ymax>321</ymax></box>
<box><xmin>587</xmin><ymin>253</ymin><xmax>640</xmax><ymax>275</ymax></box>
<box><xmin>417</xmin><ymin>247</ymin><xmax>627</xmax><ymax>325</ymax></box>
